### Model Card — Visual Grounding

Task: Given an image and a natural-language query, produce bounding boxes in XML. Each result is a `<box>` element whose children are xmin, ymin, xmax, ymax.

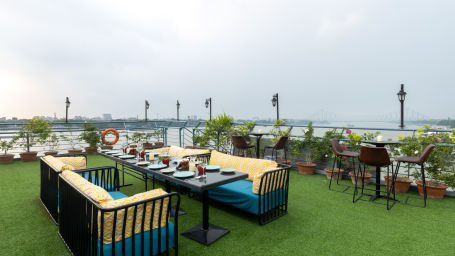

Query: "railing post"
<box><xmin>163</xmin><ymin>127</ymin><xmax>167</xmax><ymax>146</ymax></box>
<box><xmin>179</xmin><ymin>128</ymin><xmax>183</xmax><ymax>147</ymax></box>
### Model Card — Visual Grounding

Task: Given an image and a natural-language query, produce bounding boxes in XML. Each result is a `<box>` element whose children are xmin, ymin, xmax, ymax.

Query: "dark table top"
<box><xmin>99</xmin><ymin>152</ymin><xmax>248</xmax><ymax>192</ymax></box>
<box><xmin>361</xmin><ymin>140</ymin><xmax>402</xmax><ymax>146</ymax></box>
<box><xmin>249</xmin><ymin>132</ymin><xmax>268</xmax><ymax>137</ymax></box>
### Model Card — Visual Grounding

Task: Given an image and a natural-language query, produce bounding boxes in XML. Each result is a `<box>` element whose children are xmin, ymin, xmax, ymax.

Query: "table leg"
<box><xmin>376</xmin><ymin>166</ymin><xmax>381</xmax><ymax>196</ymax></box>
<box><xmin>165</xmin><ymin>180</ymin><xmax>187</xmax><ymax>217</ymax></box>
<box><xmin>181</xmin><ymin>190</ymin><xmax>230</xmax><ymax>245</ymax></box>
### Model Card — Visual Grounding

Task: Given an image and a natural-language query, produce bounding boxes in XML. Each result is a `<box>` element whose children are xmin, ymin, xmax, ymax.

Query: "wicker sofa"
<box><xmin>40</xmin><ymin>154</ymin><xmax>88</xmax><ymax>224</ymax></box>
<box><xmin>58</xmin><ymin>167</ymin><xmax>180</xmax><ymax>256</ymax></box>
<box><xmin>207</xmin><ymin>151</ymin><xmax>291</xmax><ymax>225</ymax></box>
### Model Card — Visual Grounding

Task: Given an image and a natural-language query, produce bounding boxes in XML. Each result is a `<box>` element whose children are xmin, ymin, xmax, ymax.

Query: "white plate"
<box><xmin>112</xmin><ymin>153</ymin><xmax>123</xmax><ymax>157</ymax></box>
<box><xmin>137</xmin><ymin>161</ymin><xmax>150</xmax><ymax>166</ymax></box>
<box><xmin>161</xmin><ymin>167</ymin><xmax>176</xmax><ymax>174</ymax></box>
<box><xmin>119</xmin><ymin>155</ymin><xmax>135</xmax><ymax>159</ymax></box>
<box><xmin>220</xmin><ymin>168</ymin><xmax>236</xmax><ymax>173</ymax></box>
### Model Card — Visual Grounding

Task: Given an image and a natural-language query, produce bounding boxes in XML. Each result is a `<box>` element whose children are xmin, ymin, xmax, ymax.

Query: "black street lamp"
<box><xmin>205</xmin><ymin>98</ymin><xmax>212</xmax><ymax>120</ymax></box>
<box><xmin>145</xmin><ymin>100</ymin><xmax>150</xmax><ymax>121</ymax></box>
<box><xmin>176</xmin><ymin>100</ymin><xmax>180</xmax><ymax>121</ymax></box>
<box><xmin>65</xmin><ymin>97</ymin><xmax>71</xmax><ymax>123</ymax></box>
<box><xmin>397</xmin><ymin>84</ymin><xmax>407</xmax><ymax>128</ymax></box>
<box><xmin>271</xmin><ymin>93</ymin><xmax>279</xmax><ymax>120</ymax></box>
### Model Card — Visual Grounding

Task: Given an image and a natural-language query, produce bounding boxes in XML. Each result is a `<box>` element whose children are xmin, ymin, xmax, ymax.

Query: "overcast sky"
<box><xmin>0</xmin><ymin>0</ymin><xmax>454</xmax><ymax>121</ymax></box>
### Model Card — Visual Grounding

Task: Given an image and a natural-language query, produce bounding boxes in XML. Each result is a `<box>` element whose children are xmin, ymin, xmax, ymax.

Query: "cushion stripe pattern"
<box><xmin>99</xmin><ymin>189</ymin><xmax>169</xmax><ymax>244</ymax></box>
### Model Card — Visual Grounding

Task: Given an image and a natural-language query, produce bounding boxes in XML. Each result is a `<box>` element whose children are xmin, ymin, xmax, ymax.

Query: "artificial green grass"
<box><xmin>1</xmin><ymin>155</ymin><xmax>454</xmax><ymax>255</ymax></box>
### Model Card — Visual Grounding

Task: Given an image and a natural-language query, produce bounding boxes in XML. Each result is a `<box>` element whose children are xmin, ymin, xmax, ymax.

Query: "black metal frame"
<box><xmin>393</xmin><ymin>162</ymin><xmax>428</xmax><ymax>208</ymax></box>
<box><xmin>257</xmin><ymin>165</ymin><xmax>291</xmax><ymax>225</ymax></box>
<box><xmin>40</xmin><ymin>153</ymin><xmax>87</xmax><ymax>224</ymax></box>
<box><xmin>263</xmin><ymin>145</ymin><xmax>288</xmax><ymax>163</ymax></box>
<box><xmin>58</xmin><ymin>167</ymin><xmax>180</xmax><ymax>256</ymax></box>
<box><xmin>328</xmin><ymin>155</ymin><xmax>356</xmax><ymax>193</ymax></box>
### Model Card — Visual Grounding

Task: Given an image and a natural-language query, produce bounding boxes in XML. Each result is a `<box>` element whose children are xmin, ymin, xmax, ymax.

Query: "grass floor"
<box><xmin>1</xmin><ymin>155</ymin><xmax>455</xmax><ymax>255</ymax></box>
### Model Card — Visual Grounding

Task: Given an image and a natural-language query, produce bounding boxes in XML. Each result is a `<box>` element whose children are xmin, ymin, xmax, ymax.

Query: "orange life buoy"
<box><xmin>101</xmin><ymin>128</ymin><xmax>120</xmax><ymax>145</ymax></box>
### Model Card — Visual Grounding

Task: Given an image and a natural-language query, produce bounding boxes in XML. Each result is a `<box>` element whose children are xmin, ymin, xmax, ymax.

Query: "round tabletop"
<box><xmin>362</xmin><ymin>140</ymin><xmax>401</xmax><ymax>147</ymax></box>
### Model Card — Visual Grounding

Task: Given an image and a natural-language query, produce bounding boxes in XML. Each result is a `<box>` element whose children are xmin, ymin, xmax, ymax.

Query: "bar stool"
<box><xmin>394</xmin><ymin>144</ymin><xmax>435</xmax><ymax>208</ymax></box>
<box><xmin>354</xmin><ymin>146</ymin><xmax>395</xmax><ymax>210</ymax></box>
<box><xmin>231</xmin><ymin>134</ymin><xmax>256</xmax><ymax>157</ymax></box>
<box><xmin>264</xmin><ymin>136</ymin><xmax>289</xmax><ymax>163</ymax></box>
<box><xmin>329</xmin><ymin>139</ymin><xmax>359</xmax><ymax>191</ymax></box>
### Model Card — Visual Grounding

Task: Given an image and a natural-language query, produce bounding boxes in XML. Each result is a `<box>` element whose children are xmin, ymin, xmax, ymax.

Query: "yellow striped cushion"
<box><xmin>145</xmin><ymin>147</ymin><xmax>170</xmax><ymax>154</ymax></box>
<box><xmin>43</xmin><ymin>155</ymin><xmax>75</xmax><ymax>171</ymax></box>
<box><xmin>99</xmin><ymin>189</ymin><xmax>169</xmax><ymax>244</ymax></box>
<box><xmin>61</xmin><ymin>171</ymin><xmax>113</xmax><ymax>203</ymax></box>
<box><xmin>168</xmin><ymin>146</ymin><xmax>186</xmax><ymax>158</ymax></box>
<box><xmin>182</xmin><ymin>148</ymin><xmax>210</xmax><ymax>157</ymax></box>
<box><xmin>59</xmin><ymin>157</ymin><xmax>86</xmax><ymax>169</ymax></box>
<box><xmin>209</xmin><ymin>151</ymin><xmax>278</xmax><ymax>180</ymax></box>
<box><xmin>252</xmin><ymin>169</ymin><xmax>286</xmax><ymax>194</ymax></box>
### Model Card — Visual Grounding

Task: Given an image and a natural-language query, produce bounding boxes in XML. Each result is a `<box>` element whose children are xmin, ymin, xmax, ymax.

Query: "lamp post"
<box><xmin>65</xmin><ymin>97</ymin><xmax>71</xmax><ymax>123</ymax></box>
<box><xmin>145</xmin><ymin>100</ymin><xmax>150</xmax><ymax>121</ymax></box>
<box><xmin>176</xmin><ymin>100</ymin><xmax>180</xmax><ymax>121</ymax></box>
<box><xmin>205</xmin><ymin>98</ymin><xmax>212</xmax><ymax>120</ymax></box>
<box><xmin>271</xmin><ymin>93</ymin><xmax>279</xmax><ymax>121</ymax></box>
<box><xmin>397</xmin><ymin>84</ymin><xmax>407</xmax><ymax>128</ymax></box>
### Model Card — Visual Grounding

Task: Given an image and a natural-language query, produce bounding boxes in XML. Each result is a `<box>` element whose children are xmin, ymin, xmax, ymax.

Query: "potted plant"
<box><xmin>80</xmin><ymin>122</ymin><xmax>100</xmax><ymax>155</ymax></box>
<box><xmin>61</xmin><ymin>126</ymin><xmax>83</xmax><ymax>153</ymax></box>
<box><xmin>17</xmin><ymin>117</ymin><xmax>52</xmax><ymax>161</ymax></box>
<box><xmin>0</xmin><ymin>137</ymin><xmax>17</xmax><ymax>164</ymax></box>
<box><xmin>130</xmin><ymin>131</ymin><xmax>144</xmax><ymax>149</ymax></box>
<box><xmin>44</xmin><ymin>133</ymin><xmax>59</xmax><ymax>156</ymax></box>
<box><xmin>291</xmin><ymin>122</ymin><xmax>318</xmax><ymax>175</ymax></box>
<box><xmin>200</xmin><ymin>113</ymin><xmax>234</xmax><ymax>152</ymax></box>
<box><xmin>152</xmin><ymin>129</ymin><xmax>164</xmax><ymax>147</ymax></box>
<box><xmin>142</xmin><ymin>131</ymin><xmax>155</xmax><ymax>149</ymax></box>
<box><xmin>398</xmin><ymin>125</ymin><xmax>454</xmax><ymax>199</ymax></box>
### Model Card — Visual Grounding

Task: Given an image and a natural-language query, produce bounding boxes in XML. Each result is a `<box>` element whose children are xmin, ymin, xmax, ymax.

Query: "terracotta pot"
<box><xmin>348</xmin><ymin>171</ymin><xmax>372</xmax><ymax>185</ymax></box>
<box><xmin>68</xmin><ymin>149</ymin><xmax>83</xmax><ymax>154</ymax></box>
<box><xmin>44</xmin><ymin>151</ymin><xmax>59</xmax><ymax>157</ymax></box>
<box><xmin>416</xmin><ymin>180</ymin><xmax>448</xmax><ymax>199</ymax></box>
<box><xmin>0</xmin><ymin>154</ymin><xmax>15</xmax><ymax>164</ymax></box>
<box><xmin>19</xmin><ymin>151</ymin><xmax>38</xmax><ymax>162</ymax></box>
<box><xmin>297</xmin><ymin>161</ymin><xmax>317</xmax><ymax>175</ymax></box>
<box><xmin>101</xmin><ymin>145</ymin><xmax>113</xmax><ymax>150</ymax></box>
<box><xmin>154</xmin><ymin>142</ymin><xmax>164</xmax><ymax>147</ymax></box>
<box><xmin>384</xmin><ymin>176</ymin><xmax>412</xmax><ymax>193</ymax></box>
<box><xmin>143</xmin><ymin>143</ymin><xmax>154</xmax><ymax>149</ymax></box>
<box><xmin>85</xmin><ymin>147</ymin><xmax>98</xmax><ymax>155</ymax></box>
<box><xmin>324</xmin><ymin>168</ymin><xmax>345</xmax><ymax>180</ymax></box>
<box><xmin>129</xmin><ymin>145</ymin><xmax>137</xmax><ymax>148</ymax></box>
<box><xmin>276</xmin><ymin>158</ymin><xmax>291</xmax><ymax>165</ymax></box>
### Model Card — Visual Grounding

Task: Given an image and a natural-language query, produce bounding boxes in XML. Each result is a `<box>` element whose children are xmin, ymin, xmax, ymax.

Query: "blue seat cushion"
<box><xmin>98</xmin><ymin>222</ymin><xmax>175</xmax><ymax>256</ymax></box>
<box><xmin>81</xmin><ymin>173</ymin><xmax>115</xmax><ymax>191</ymax></box>
<box><xmin>108</xmin><ymin>191</ymin><xmax>128</xmax><ymax>200</ymax></box>
<box><xmin>208</xmin><ymin>180</ymin><xmax>285</xmax><ymax>215</ymax></box>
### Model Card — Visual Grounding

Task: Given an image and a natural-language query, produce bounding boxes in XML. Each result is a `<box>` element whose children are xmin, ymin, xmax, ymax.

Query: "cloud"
<box><xmin>317</xmin><ymin>13</ymin><xmax>364</xmax><ymax>39</ymax></box>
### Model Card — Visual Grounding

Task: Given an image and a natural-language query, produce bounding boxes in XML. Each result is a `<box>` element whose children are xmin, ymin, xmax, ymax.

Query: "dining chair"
<box><xmin>329</xmin><ymin>139</ymin><xmax>359</xmax><ymax>191</ymax></box>
<box><xmin>354</xmin><ymin>146</ymin><xmax>396</xmax><ymax>210</ymax></box>
<box><xmin>263</xmin><ymin>136</ymin><xmax>289</xmax><ymax>163</ymax></box>
<box><xmin>230</xmin><ymin>134</ymin><xmax>256</xmax><ymax>157</ymax></box>
<box><xmin>394</xmin><ymin>144</ymin><xmax>435</xmax><ymax>208</ymax></box>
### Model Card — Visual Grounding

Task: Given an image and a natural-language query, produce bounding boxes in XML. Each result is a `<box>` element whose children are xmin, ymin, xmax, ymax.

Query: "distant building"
<box><xmin>12</xmin><ymin>117</ymin><xmax>18</xmax><ymax>121</ymax></box>
<box><xmin>0</xmin><ymin>117</ymin><xmax>5</xmax><ymax>121</ymax></box>
<box><xmin>102</xmin><ymin>113</ymin><xmax>113</xmax><ymax>120</ymax></box>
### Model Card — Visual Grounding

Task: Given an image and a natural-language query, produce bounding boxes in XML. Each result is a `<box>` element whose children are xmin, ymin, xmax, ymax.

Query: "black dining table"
<box><xmin>98</xmin><ymin>152</ymin><xmax>248</xmax><ymax>246</ymax></box>
<box><xmin>249</xmin><ymin>132</ymin><xmax>267</xmax><ymax>159</ymax></box>
<box><xmin>362</xmin><ymin>140</ymin><xmax>401</xmax><ymax>200</ymax></box>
